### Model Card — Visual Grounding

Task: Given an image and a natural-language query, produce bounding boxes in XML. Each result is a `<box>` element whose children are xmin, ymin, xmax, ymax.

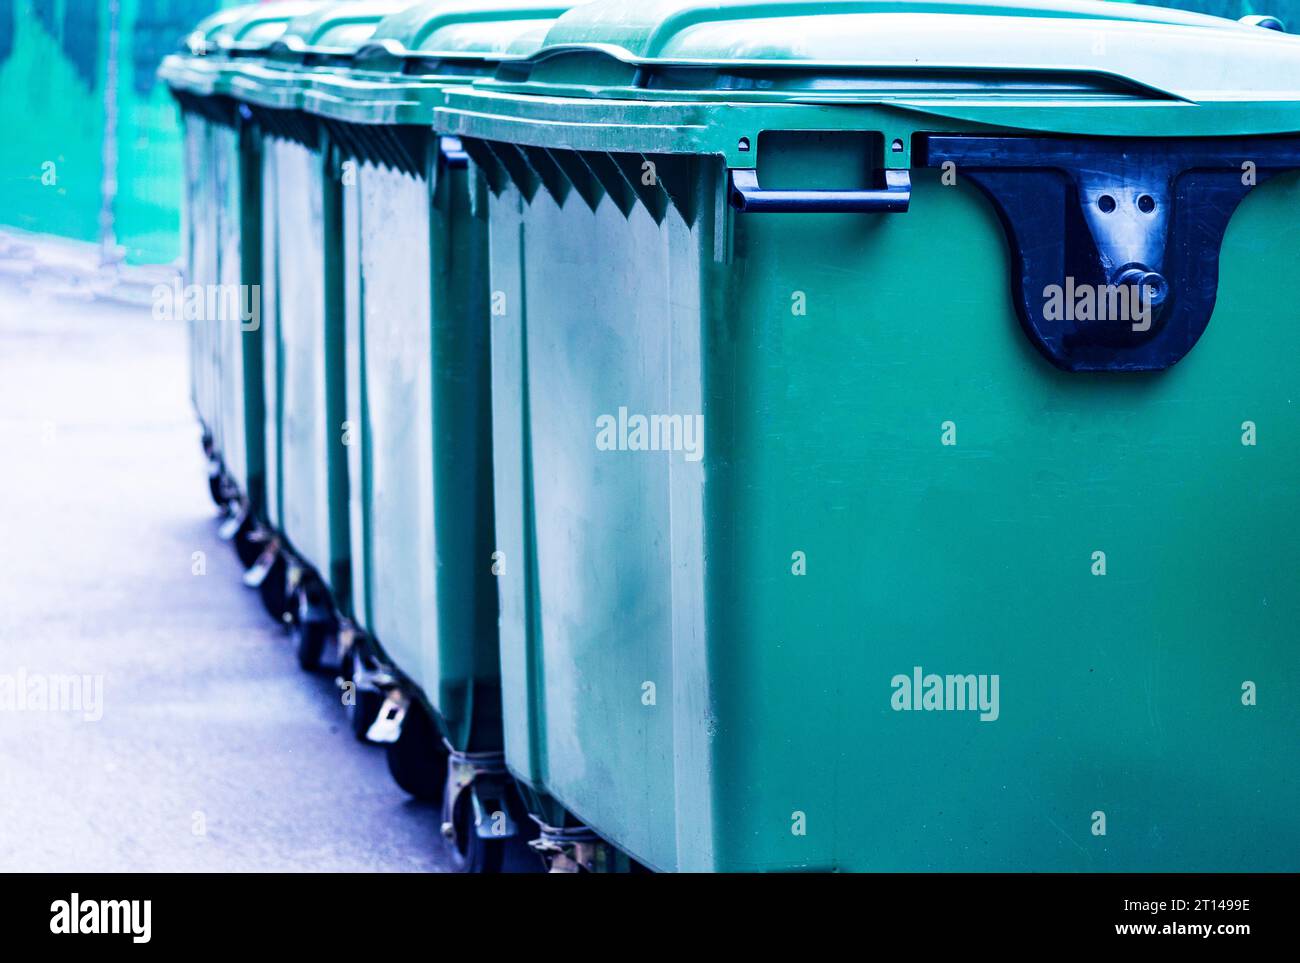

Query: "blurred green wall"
<box><xmin>0</xmin><ymin>0</ymin><xmax>1297</xmax><ymax>265</ymax></box>
<box><xmin>0</xmin><ymin>0</ymin><xmax>232</xmax><ymax>265</ymax></box>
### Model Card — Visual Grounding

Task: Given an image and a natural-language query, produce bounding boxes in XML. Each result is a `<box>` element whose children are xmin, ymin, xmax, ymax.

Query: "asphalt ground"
<box><xmin>0</xmin><ymin>279</ymin><xmax>453</xmax><ymax>871</ymax></box>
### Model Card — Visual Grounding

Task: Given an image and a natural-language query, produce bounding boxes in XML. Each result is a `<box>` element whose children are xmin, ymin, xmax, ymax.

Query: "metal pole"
<box><xmin>98</xmin><ymin>0</ymin><xmax>120</xmax><ymax>266</ymax></box>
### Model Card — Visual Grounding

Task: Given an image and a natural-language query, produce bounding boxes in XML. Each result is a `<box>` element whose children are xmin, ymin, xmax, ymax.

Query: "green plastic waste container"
<box><xmin>162</xmin><ymin>5</ymin><xmax>248</xmax><ymax>504</ymax></box>
<box><xmin>161</xmin><ymin>1</ymin><xmax>315</xmax><ymax>541</ymax></box>
<box><xmin>438</xmin><ymin>0</ymin><xmax>1300</xmax><ymax>871</ymax></box>
<box><xmin>298</xmin><ymin>0</ymin><xmax>576</xmax><ymax>871</ymax></box>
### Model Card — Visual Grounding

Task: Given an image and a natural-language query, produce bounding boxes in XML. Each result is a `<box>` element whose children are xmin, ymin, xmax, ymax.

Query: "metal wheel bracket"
<box><xmin>441</xmin><ymin>752</ymin><xmax>520</xmax><ymax>844</ymax></box>
<box><xmin>366</xmin><ymin>689</ymin><xmax>409</xmax><ymax>744</ymax></box>
<box><xmin>529</xmin><ymin>824</ymin><xmax>608</xmax><ymax>873</ymax></box>
<box><xmin>285</xmin><ymin>561</ymin><xmax>305</xmax><ymax>595</ymax></box>
<box><xmin>334</xmin><ymin>625</ymin><xmax>359</xmax><ymax>661</ymax></box>
<box><xmin>242</xmin><ymin>541</ymin><xmax>280</xmax><ymax>588</ymax></box>
<box><xmin>295</xmin><ymin>583</ymin><xmax>334</xmax><ymax>627</ymax></box>
<box><xmin>217</xmin><ymin>507</ymin><xmax>246</xmax><ymax>542</ymax></box>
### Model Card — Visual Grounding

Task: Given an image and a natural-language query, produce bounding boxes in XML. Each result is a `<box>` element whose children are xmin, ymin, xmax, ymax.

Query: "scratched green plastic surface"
<box><xmin>181</xmin><ymin>111</ymin><xmax>260</xmax><ymax>510</ymax></box>
<box><xmin>342</xmin><ymin>150</ymin><xmax>503</xmax><ymax>749</ymax></box>
<box><xmin>211</xmin><ymin>121</ymin><xmax>266</xmax><ymax>510</ymax></box>
<box><xmin>468</xmin><ymin>0</ymin><xmax>1300</xmax><ymax>870</ymax></box>
<box><xmin>260</xmin><ymin>134</ymin><xmax>351</xmax><ymax>601</ymax></box>
<box><xmin>343</xmin><ymin>159</ymin><xmax>438</xmax><ymax>711</ymax></box>
<box><xmin>181</xmin><ymin>113</ymin><xmax>216</xmax><ymax>439</ymax></box>
<box><xmin>213</xmin><ymin>123</ymin><xmax>244</xmax><ymax>489</ymax></box>
<box><xmin>260</xmin><ymin>140</ymin><xmax>282</xmax><ymax>532</ymax></box>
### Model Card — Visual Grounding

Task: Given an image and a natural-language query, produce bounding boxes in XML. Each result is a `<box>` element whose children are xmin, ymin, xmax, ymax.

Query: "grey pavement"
<box><xmin>0</xmin><ymin>278</ymin><xmax>452</xmax><ymax>871</ymax></box>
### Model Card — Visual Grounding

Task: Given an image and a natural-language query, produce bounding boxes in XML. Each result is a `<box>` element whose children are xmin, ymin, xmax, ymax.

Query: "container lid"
<box><xmin>219</xmin><ymin>2</ymin><xmax>327</xmax><ymax>54</ymax></box>
<box><xmin>182</xmin><ymin>6</ymin><xmax>250</xmax><ymax>56</ymax></box>
<box><xmin>363</xmin><ymin>0</ymin><xmax>579</xmax><ymax>58</ymax></box>
<box><xmin>159</xmin><ymin>2</ymin><xmax>320</xmax><ymax>97</ymax></box>
<box><xmin>266</xmin><ymin>1</ymin><xmax>417</xmax><ymax>57</ymax></box>
<box><xmin>436</xmin><ymin>0</ymin><xmax>1300</xmax><ymax>144</ymax></box>
<box><xmin>226</xmin><ymin>1</ymin><xmax>414</xmax><ymax>110</ymax></box>
<box><xmin>302</xmin><ymin>0</ymin><xmax>578</xmax><ymax>125</ymax></box>
<box><xmin>529</xmin><ymin>0</ymin><xmax>1296</xmax><ymax>96</ymax></box>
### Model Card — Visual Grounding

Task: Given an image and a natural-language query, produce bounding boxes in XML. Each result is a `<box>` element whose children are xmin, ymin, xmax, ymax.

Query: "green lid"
<box><xmin>183</xmin><ymin>6</ymin><xmax>250</xmax><ymax>56</ymax></box>
<box><xmin>220</xmin><ymin>1</ymin><xmax>326</xmax><ymax>54</ymax></box>
<box><xmin>227</xmin><ymin>1</ymin><xmax>415</xmax><ymax>110</ymax></box>
<box><xmin>539</xmin><ymin>0</ymin><xmax>1236</xmax><ymax>59</ymax></box>
<box><xmin>270</xmin><ymin>1</ymin><xmax>417</xmax><ymax>56</ymax></box>
<box><xmin>159</xmin><ymin>2</ymin><xmax>320</xmax><ymax>98</ymax></box>
<box><xmin>302</xmin><ymin>0</ymin><xmax>578</xmax><ymax>125</ymax></box>
<box><xmin>365</xmin><ymin>0</ymin><xmax>577</xmax><ymax>56</ymax></box>
<box><xmin>435</xmin><ymin>0</ymin><xmax>1300</xmax><ymax>155</ymax></box>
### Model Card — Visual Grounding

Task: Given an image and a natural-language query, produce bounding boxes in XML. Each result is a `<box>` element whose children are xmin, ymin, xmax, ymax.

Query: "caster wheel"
<box><xmin>257</xmin><ymin>554</ymin><xmax>290</xmax><ymax>624</ymax></box>
<box><xmin>232</xmin><ymin>516</ymin><xmax>263</xmax><ymax>569</ymax></box>
<box><xmin>295</xmin><ymin>618</ymin><xmax>330</xmax><ymax>672</ymax></box>
<box><xmin>207</xmin><ymin>469</ymin><xmax>228</xmax><ymax>507</ymax></box>
<box><xmin>447</xmin><ymin>792</ymin><xmax>542</xmax><ymax>874</ymax></box>
<box><xmin>385</xmin><ymin>700</ymin><xmax>447</xmax><ymax>803</ymax></box>
<box><xmin>343</xmin><ymin>651</ymin><xmax>385</xmax><ymax>741</ymax></box>
<box><xmin>347</xmin><ymin>685</ymin><xmax>386</xmax><ymax>742</ymax></box>
<box><xmin>294</xmin><ymin>583</ymin><xmax>335</xmax><ymax>673</ymax></box>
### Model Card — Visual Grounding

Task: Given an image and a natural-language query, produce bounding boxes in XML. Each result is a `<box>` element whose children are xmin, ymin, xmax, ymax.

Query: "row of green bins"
<box><xmin>436</xmin><ymin>0</ymin><xmax>1300</xmax><ymax>871</ymax></box>
<box><xmin>298</xmin><ymin>0</ymin><xmax>576</xmax><ymax>859</ymax></box>
<box><xmin>207</xmin><ymin>0</ymin><xmax>580</xmax><ymax>869</ymax></box>
<box><xmin>162</xmin><ymin>1</ymin><xmax>318</xmax><ymax>523</ymax></box>
<box><xmin>224</xmin><ymin>1</ymin><xmax>414</xmax><ymax>616</ymax></box>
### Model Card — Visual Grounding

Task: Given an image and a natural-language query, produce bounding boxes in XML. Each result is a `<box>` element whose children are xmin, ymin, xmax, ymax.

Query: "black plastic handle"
<box><xmin>728</xmin><ymin>168</ymin><xmax>910</xmax><ymax>213</ymax></box>
<box><xmin>918</xmin><ymin>133</ymin><xmax>1300</xmax><ymax>371</ymax></box>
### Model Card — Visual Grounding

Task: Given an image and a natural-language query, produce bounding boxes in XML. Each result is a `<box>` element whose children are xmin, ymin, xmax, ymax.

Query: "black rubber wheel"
<box><xmin>385</xmin><ymin>700</ymin><xmax>447</xmax><ymax>803</ymax></box>
<box><xmin>257</xmin><ymin>555</ymin><xmax>290</xmax><ymax>625</ymax></box>
<box><xmin>232</xmin><ymin>516</ymin><xmax>263</xmax><ymax>569</ymax></box>
<box><xmin>207</xmin><ymin>470</ymin><xmax>228</xmax><ymax>508</ymax></box>
<box><xmin>447</xmin><ymin>786</ymin><xmax>543</xmax><ymax>874</ymax></box>
<box><xmin>294</xmin><ymin>581</ymin><xmax>336</xmax><ymax>672</ymax></box>
<box><xmin>295</xmin><ymin>618</ymin><xmax>330</xmax><ymax>672</ymax></box>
